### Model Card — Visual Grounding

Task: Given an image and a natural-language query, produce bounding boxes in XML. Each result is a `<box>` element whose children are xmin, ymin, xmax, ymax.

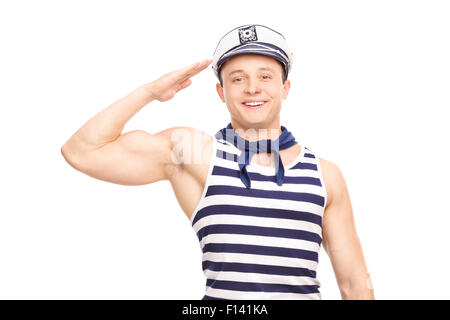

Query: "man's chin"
<box><xmin>236</xmin><ymin>117</ymin><xmax>270</xmax><ymax>130</ymax></box>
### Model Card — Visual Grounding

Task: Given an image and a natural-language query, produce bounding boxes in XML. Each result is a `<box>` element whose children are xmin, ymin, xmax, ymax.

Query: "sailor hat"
<box><xmin>212</xmin><ymin>24</ymin><xmax>293</xmax><ymax>81</ymax></box>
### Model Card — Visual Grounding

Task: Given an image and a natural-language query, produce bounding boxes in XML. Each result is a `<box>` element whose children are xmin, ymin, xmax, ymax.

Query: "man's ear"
<box><xmin>216</xmin><ymin>83</ymin><xmax>225</xmax><ymax>103</ymax></box>
<box><xmin>282</xmin><ymin>79</ymin><xmax>291</xmax><ymax>99</ymax></box>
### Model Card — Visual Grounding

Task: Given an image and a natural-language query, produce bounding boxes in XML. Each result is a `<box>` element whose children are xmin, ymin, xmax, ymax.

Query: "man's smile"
<box><xmin>242</xmin><ymin>100</ymin><xmax>268</xmax><ymax>109</ymax></box>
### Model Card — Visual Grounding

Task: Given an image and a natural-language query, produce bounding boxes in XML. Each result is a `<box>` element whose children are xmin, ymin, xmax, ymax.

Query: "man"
<box><xmin>61</xmin><ymin>24</ymin><xmax>374</xmax><ymax>300</ymax></box>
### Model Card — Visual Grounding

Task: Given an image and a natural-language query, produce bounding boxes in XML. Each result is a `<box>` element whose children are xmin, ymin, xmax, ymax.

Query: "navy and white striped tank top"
<box><xmin>190</xmin><ymin>135</ymin><xmax>327</xmax><ymax>300</ymax></box>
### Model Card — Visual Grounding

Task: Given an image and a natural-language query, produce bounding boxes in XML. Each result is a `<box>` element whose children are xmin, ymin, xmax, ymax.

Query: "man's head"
<box><xmin>212</xmin><ymin>24</ymin><xmax>293</xmax><ymax>129</ymax></box>
<box><xmin>215</xmin><ymin>53</ymin><xmax>291</xmax><ymax>129</ymax></box>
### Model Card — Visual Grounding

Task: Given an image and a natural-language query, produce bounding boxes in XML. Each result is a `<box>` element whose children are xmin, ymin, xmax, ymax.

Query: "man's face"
<box><xmin>216</xmin><ymin>54</ymin><xmax>291</xmax><ymax>129</ymax></box>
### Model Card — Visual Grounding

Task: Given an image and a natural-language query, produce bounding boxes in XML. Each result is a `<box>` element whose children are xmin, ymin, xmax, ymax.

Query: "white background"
<box><xmin>1</xmin><ymin>0</ymin><xmax>449</xmax><ymax>299</ymax></box>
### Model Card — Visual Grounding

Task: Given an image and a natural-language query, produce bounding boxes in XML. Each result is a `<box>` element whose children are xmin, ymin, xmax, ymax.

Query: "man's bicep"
<box><xmin>72</xmin><ymin>128</ymin><xmax>179</xmax><ymax>186</ymax></box>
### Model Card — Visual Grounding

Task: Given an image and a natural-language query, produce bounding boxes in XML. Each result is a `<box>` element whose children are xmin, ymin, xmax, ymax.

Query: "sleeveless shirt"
<box><xmin>190</xmin><ymin>135</ymin><xmax>327</xmax><ymax>300</ymax></box>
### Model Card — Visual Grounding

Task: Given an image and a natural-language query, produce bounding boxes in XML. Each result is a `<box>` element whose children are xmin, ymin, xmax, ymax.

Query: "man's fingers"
<box><xmin>181</xmin><ymin>59</ymin><xmax>211</xmax><ymax>78</ymax></box>
<box><xmin>174</xmin><ymin>59</ymin><xmax>212</xmax><ymax>92</ymax></box>
<box><xmin>175</xmin><ymin>59</ymin><xmax>212</xmax><ymax>81</ymax></box>
<box><xmin>176</xmin><ymin>78</ymin><xmax>192</xmax><ymax>92</ymax></box>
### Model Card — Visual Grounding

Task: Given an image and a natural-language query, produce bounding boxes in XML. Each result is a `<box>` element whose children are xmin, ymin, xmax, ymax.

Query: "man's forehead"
<box><xmin>222</xmin><ymin>55</ymin><xmax>283</xmax><ymax>74</ymax></box>
<box><xmin>225</xmin><ymin>53</ymin><xmax>279</xmax><ymax>64</ymax></box>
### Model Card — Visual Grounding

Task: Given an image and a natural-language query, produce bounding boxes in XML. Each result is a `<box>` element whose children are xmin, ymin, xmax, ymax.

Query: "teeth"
<box><xmin>245</xmin><ymin>102</ymin><xmax>264</xmax><ymax>106</ymax></box>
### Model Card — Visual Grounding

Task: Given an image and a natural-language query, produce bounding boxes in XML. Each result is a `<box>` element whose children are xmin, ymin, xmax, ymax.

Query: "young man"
<box><xmin>61</xmin><ymin>24</ymin><xmax>374</xmax><ymax>300</ymax></box>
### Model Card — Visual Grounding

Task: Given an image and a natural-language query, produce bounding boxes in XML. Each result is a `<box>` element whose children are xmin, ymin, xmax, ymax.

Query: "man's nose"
<box><xmin>244</xmin><ymin>78</ymin><xmax>261</xmax><ymax>94</ymax></box>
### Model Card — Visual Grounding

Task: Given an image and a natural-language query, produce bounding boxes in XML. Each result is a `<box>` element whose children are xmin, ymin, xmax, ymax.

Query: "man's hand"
<box><xmin>141</xmin><ymin>59</ymin><xmax>213</xmax><ymax>102</ymax></box>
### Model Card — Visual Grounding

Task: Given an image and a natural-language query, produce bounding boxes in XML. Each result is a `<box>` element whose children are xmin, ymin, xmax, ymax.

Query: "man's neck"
<box><xmin>230</xmin><ymin>121</ymin><xmax>282</xmax><ymax>142</ymax></box>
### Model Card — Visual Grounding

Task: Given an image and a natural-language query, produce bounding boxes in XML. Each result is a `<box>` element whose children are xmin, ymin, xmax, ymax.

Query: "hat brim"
<box><xmin>216</xmin><ymin>46</ymin><xmax>289</xmax><ymax>80</ymax></box>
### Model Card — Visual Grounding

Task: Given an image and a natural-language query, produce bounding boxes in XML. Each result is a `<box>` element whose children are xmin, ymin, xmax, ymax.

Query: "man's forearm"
<box><xmin>63</xmin><ymin>84</ymin><xmax>154</xmax><ymax>152</ymax></box>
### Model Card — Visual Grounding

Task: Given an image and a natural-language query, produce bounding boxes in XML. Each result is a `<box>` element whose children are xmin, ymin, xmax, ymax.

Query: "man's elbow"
<box><xmin>61</xmin><ymin>143</ymin><xmax>82</xmax><ymax>170</ymax></box>
<box><xmin>339</xmin><ymin>273</ymin><xmax>375</xmax><ymax>300</ymax></box>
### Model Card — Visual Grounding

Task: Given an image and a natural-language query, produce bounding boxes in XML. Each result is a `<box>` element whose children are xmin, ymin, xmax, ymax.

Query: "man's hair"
<box><xmin>218</xmin><ymin>59</ymin><xmax>287</xmax><ymax>87</ymax></box>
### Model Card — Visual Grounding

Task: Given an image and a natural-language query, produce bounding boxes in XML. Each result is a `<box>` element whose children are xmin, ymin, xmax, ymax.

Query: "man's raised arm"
<box><xmin>61</xmin><ymin>59</ymin><xmax>212</xmax><ymax>185</ymax></box>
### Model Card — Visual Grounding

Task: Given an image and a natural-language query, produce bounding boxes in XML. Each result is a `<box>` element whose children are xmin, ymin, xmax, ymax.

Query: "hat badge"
<box><xmin>238</xmin><ymin>25</ymin><xmax>258</xmax><ymax>44</ymax></box>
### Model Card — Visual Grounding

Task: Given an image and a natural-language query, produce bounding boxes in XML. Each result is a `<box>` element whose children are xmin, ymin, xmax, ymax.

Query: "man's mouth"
<box><xmin>242</xmin><ymin>101</ymin><xmax>267</xmax><ymax>109</ymax></box>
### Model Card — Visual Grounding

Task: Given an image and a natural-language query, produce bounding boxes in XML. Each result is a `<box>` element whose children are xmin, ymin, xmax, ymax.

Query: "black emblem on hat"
<box><xmin>238</xmin><ymin>25</ymin><xmax>257</xmax><ymax>44</ymax></box>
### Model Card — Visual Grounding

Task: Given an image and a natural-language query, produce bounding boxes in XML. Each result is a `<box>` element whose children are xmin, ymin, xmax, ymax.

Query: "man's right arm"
<box><xmin>61</xmin><ymin>59</ymin><xmax>213</xmax><ymax>186</ymax></box>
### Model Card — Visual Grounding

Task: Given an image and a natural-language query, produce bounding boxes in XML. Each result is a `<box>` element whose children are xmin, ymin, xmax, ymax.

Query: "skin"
<box><xmin>61</xmin><ymin>54</ymin><xmax>374</xmax><ymax>299</ymax></box>
<box><xmin>216</xmin><ymin>54</ymin><xmax>289</xmax><ymax>139</ymax></box>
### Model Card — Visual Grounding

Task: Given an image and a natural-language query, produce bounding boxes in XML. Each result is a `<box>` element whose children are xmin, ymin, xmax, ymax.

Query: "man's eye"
<box><xmin>262</xmin><ymin>75</ymin><xmax>272</xmax><ymax>79</ymax></box>
<box><xmin>233</xmin><ymin>77</ymin><xmax>243</xmax><ymax>82</ymax></box>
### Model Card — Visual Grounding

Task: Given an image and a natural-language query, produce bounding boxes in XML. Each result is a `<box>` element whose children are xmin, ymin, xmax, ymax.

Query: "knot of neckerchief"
<box><xmin>215</xmin><ymin>123</ymin><xmax>298</xmax><ymax>189</ymax></box>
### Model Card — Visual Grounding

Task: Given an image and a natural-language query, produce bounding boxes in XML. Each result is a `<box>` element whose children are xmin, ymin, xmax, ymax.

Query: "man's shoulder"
<box><xmin>318</xmin><ymin>157</ymin><xmax>340</xmax><ymax>177</ymax></box>
<box><xmin>161</xmin><ymin>126</ymin><xmax>213</xmax><ymax>148</ymax></box>
<box><xmin>318</xmin><ymin>157</ymin><xmax>348</xmax><ymax>208</ymax></box>
<box><xmin>163</xmin><ymin>126</ymin><xmax>213</xmax><ymax>141</ymax></box>
<box><xmin>164</xmin><ymin>126</ymin><xmax>213</xmax><ymax>166</ymax></box>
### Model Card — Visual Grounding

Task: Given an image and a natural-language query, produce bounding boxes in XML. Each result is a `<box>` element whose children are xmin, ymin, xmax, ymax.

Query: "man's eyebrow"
<box><xmin>227</xmin><ymin>67</ymin><xmax>275</xmax><ymax>77</ymax></box>
<box><xmin>227</xmin><ymin>69</ymin><xmax>244</xmax><ymax>77</ymax></box>
<box><xmin>258</xmin><ymin>67</ymin><xmax>275</xmax><ymax>72</ymax></box>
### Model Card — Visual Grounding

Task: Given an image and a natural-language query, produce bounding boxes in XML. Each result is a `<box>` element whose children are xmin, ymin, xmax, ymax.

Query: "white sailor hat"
<box><xmin>212</xmin><ymin>24</ymin><xmax>293</xmax><ymax>81</ymax></box>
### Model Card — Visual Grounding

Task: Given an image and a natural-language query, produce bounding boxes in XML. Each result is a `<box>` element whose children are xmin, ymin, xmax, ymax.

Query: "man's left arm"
<box><xmin>320</xmin><ymin>158</ymin><xmax>375</xmax><ymax>300</ymax></box>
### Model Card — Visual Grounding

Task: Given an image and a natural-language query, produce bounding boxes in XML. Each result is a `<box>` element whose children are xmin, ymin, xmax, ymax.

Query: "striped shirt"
<box><xmin>190</xmin><ymin>135</ymin><xmax>327</xmax><ymax>300</ymax></box>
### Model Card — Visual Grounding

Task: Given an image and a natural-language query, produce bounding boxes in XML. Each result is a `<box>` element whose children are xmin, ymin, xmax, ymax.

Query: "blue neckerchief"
<box><xmin>215</xmin><ymin>123</ymin><xmax>298</xmax><ymax>189</ymax></box>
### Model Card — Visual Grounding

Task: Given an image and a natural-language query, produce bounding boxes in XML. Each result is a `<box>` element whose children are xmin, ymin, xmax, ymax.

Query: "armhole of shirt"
<box><xmin>315</xmin><ymin>153</ymin><xmax>328</xmax><ymax>210</ymax></box>
<box><xmin>189</xmin><ymin>136</ymin><xmax>218</xmax><ymax>226</ymax></box>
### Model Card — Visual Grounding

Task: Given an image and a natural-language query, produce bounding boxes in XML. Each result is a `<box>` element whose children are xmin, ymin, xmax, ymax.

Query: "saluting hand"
<box><xmin>142</xmin><ymin>59</ymin><xmax>213</xmax><ymax>102</ymax></box>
